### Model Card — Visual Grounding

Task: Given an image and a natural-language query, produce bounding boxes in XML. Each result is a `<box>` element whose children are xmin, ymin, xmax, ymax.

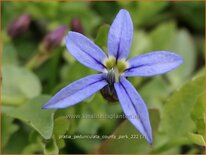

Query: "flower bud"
<box><xmin>7</xmin><ymin>14</ymin><xmax>32</xmax><ymax>38</ymax></box>
<box><xmin>100</xmin><ymin>85</ymin><xmax>118</xmax><ymax>102</ymax></box>
<box><xmin>41</xmin><ymin>25</ymin><xmax>67</xmax><ymax>51</ymax></box>
<box><xmin>70</xmin><ymin>17</ymin><xmax>84</xmax><ymax>34</ymax></box>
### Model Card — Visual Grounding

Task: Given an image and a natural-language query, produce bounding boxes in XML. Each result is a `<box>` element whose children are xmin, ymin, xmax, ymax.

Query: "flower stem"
<box><xmin>25</xmin><ymin>52</ymin><xmax>49</xmax><ymax>70</ymax></box>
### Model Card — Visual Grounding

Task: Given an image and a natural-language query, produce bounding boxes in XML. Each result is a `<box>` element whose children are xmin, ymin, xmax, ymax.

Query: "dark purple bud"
<box><xmin>70</xmin><ymin>17</ymin><xmax>84</xmax><ymax>34</ymax></box>
<box><xmin>41</xmin><ymin>26</ymin><xmax>67</xmax><ymax>51</ymax></box>
<box><xmin>7</xmin><ymin>14</ymin><xmax>32</xmax><ymax>38</ymax></box>
<box><xmin>100</xmin><ymin>85</ymin><xmax>118</xmax><ymax>102</ymax></box>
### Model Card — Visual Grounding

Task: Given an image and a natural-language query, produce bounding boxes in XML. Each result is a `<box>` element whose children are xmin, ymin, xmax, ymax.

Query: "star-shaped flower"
<box><xmin>43</xmin><ymin>9</ymin><xmax>183</xmax><ymax>144</ymax></box>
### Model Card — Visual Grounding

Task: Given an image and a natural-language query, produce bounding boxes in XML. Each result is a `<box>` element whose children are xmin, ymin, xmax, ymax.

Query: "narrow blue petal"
<box><xmin>108</xmin><ymin>9</ymin><xmax>133</xmax><ymax>59</ymax></box>
<box><xmin>42</xmin><ymin>74</ymin><xmax>107</xmax><ymax>109</ymax></box>
<box><xmin>124</xmin><ymin>51</ymin><xmax>183</xmax><ymax>77</ymax></box>
<box><xmin>114</xmin><ymin>77</ymin><xmax>152</xmax><ymax>144</ymax></box>
<box><xmin>66</xmin><ymin>32</ymin><xmax>107</xmax><ymax>72</ymax></box>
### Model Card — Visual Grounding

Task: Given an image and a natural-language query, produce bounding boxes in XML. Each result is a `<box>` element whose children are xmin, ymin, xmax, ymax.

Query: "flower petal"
<box><xmin>42</xmin><ymin>74</ymin><xmax>107</xmax><ymax>109</ymax></box>
<box><xmin>66</xmin><ymin>32</ymin><xmax>107</xmax><ymax>72</ymax></box>
<box><xmin>108</xmin><ymin>9</ymin><xmax>133</xmax><ymax>59</ymax></box>
<box><xmin>125</xmin><ymin>51</ymin><xmax>183</xmax><ymax>77</ymax></box>
<box><xmin>114</xmin><ymin>77</ymin><xmax>152</xmax><ymax>144</ymax></box>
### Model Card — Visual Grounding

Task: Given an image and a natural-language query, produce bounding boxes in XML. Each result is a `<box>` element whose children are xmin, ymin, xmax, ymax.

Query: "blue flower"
<box><xmin>42</xmin><ymin>9</ymin><xmax>183</xmax><ymax>144</ymax></box>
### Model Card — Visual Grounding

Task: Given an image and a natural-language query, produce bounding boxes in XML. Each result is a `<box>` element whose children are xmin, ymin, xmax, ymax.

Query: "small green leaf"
<box><xmin>22</xmin><ymin>130</ymin><xmax>44</xmax><ymax>154</ymax></box>
<box><xmin>2</xmin><ymin>65</ymin><xmax>42</xmax><ymax>105</ymax></box>
<box><xmin>53</xmin><ymin>117</ymin><xmax>70</xmax><ymax>149</ymax></box>
<box><xmin>43</xmin><ymin>136</ymin><xmax>59</xmax><ymax>154</ymax></box>
<box><xmin>160</xmin><ymin>75</ymin><xmax>205</xmax><ymax>138</ymax></box>
<box><xmin>22</xmin><ymin>143</ymin><xmax>42</xmax><ymax>154</ymax></box>
<box><xmin>98</xmin><ymin>109</ymin><xmax>160</xmax><ymax>154</ymax></box>
<box><xmin>28</xmin><ymin>130</ymin><xmax>43</xmax><ymax>144</ymax></box>
<box><xmin>4</xmin><ymin>95</ymin><xmax>55</xmax><ymax>139</ymax></box>
<box><xmin>54</xmin><ymin>117</ymin><xmax>70</xmax><ymax>135</ymax></box>
<box><xmin>187</xmin><ymin>132</ymin><xmax>205</xmax><ymax>146</ymax></box>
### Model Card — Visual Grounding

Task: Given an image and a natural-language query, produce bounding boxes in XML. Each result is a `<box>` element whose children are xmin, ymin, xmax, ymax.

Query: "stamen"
<box><xmin>117</xmin><ymin>59</ymin><xmax>129</xmax><ymax>73</ymax></box>
<box><xmin>104</xmin><ymin>57</ymin><xmax>129</xmax><ymax>83</ymax></box>
<box><xmin>104</xmin><ymin>56</ymin><xmax>116</xmax><ymax>69</ymax></box>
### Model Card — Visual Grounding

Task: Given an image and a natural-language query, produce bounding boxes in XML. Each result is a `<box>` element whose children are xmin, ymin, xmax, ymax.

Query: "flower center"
<box><xmin>103</xmin><ymin>56</ymin><xmax>129</xmax><ymax>83</ymax></box>
<box><xmin>101</xmin><ymin>56</ymin><xmax>128</xmax><ymax>102</ymax></box>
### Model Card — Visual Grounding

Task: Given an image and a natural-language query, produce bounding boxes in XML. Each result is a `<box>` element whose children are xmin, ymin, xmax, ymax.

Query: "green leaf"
<box><xmin>3</xmin><ymin>95</ymin><xmax>56</xmax><ymax>139</ymax></box>
<box><xmin>25</xmin><ymin>132</ymin><xmax>44</xmax><ymax>153</ymax></box>
<box><xmin>95</xmin><ymin>24</ymin><xmax>109</xmax><ymax>52</ymax></box>
<box><xmin>2</xmin><ymin>65</ymin><xmax>42</xmax><ymax>105</ymax></box>
<box><xmin>149</xmin><ymin>21</ymin><xmax>176</xmax><ymax>50</ymax></box>
<box><xmin>60</xmin><ymin>61</ymin><xmax>95</xmax><ymax>83</ymax></box>
<box><xmin>23</xmin><ymin>130</ymin><xmax>57</xmax><ymax>154</ymax></box>
<box><xmin>191</xmin><ymin>93</ymin><xmax>205</xmax><ymax>136</ymax></box>
<box><xmin>150</xmin><ymin>134</ymin><xmax>191</xmax><ymax>154</ymax></box>
<box><xmin>53</xmin><ymin>117</ymin><xmax>70</xmax><ymax>149</ymax></box>
<box><xmin>2</xmin><ymin>114</ymin><xmax>19</xmax><ymax>148</ymax></box>
<box><xmin>22</xmin><ymin>143</ymin><xmax>42</xmax><ymax>154</ymax></box>
<box><xmin>129</xmin><ymin>30</ymin><xmax>152</xmax><ymax>58</ymax></box>
<box><xmin>2</xmin><ymin>44</ymin><xmax>19</xmax><ymax>65</ymax></box>
<box><xmin>98</xmin><ymin>109</ymin><xmax>160</xmax><ymax>154</ymax></box>
<box><xmin>54</xmin><ymin>117</ymin><xmax>70</xmax><ymax>135</ymax></box>
<box><xmin>77</xmin><ymin>116</ymin><xmax>100</xmax><ymax>136</ymax></box>
<box><xmin>22</xmin><ymin>130</ymin><xmax>44</xmax><ymax>154</ymax></box>
<box><xmin>139</xmin><ymin>76</ymin><xmax>171</xmax><ymax>111</ymax></box>
<box><xmin>89</xmin><ymin>93</ymin><xmax>122</xmax><ymax>134</ymax></box>
<box><xmin>43</xmin><ymin>136</ymin><xmax>59</xmax><ymax>154</ymax></box>
<box><xmin>187</xmin><ymin>132</ymin><xmax>205</xmax><ymax>146</ymax></box>
<box><xmin>2</xmin><ymin>125</ymin><xmax>30</xmax><ymax>154</ymax></box>
<box><xmin>160</xmin><ymin>75</ymin><xmax>205</xmax><ymax>138</ymax></box>
<box><xmin>167</xmin><ymin>29</ymin><xmax>196</xmax><ymax>87</ymax></box>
